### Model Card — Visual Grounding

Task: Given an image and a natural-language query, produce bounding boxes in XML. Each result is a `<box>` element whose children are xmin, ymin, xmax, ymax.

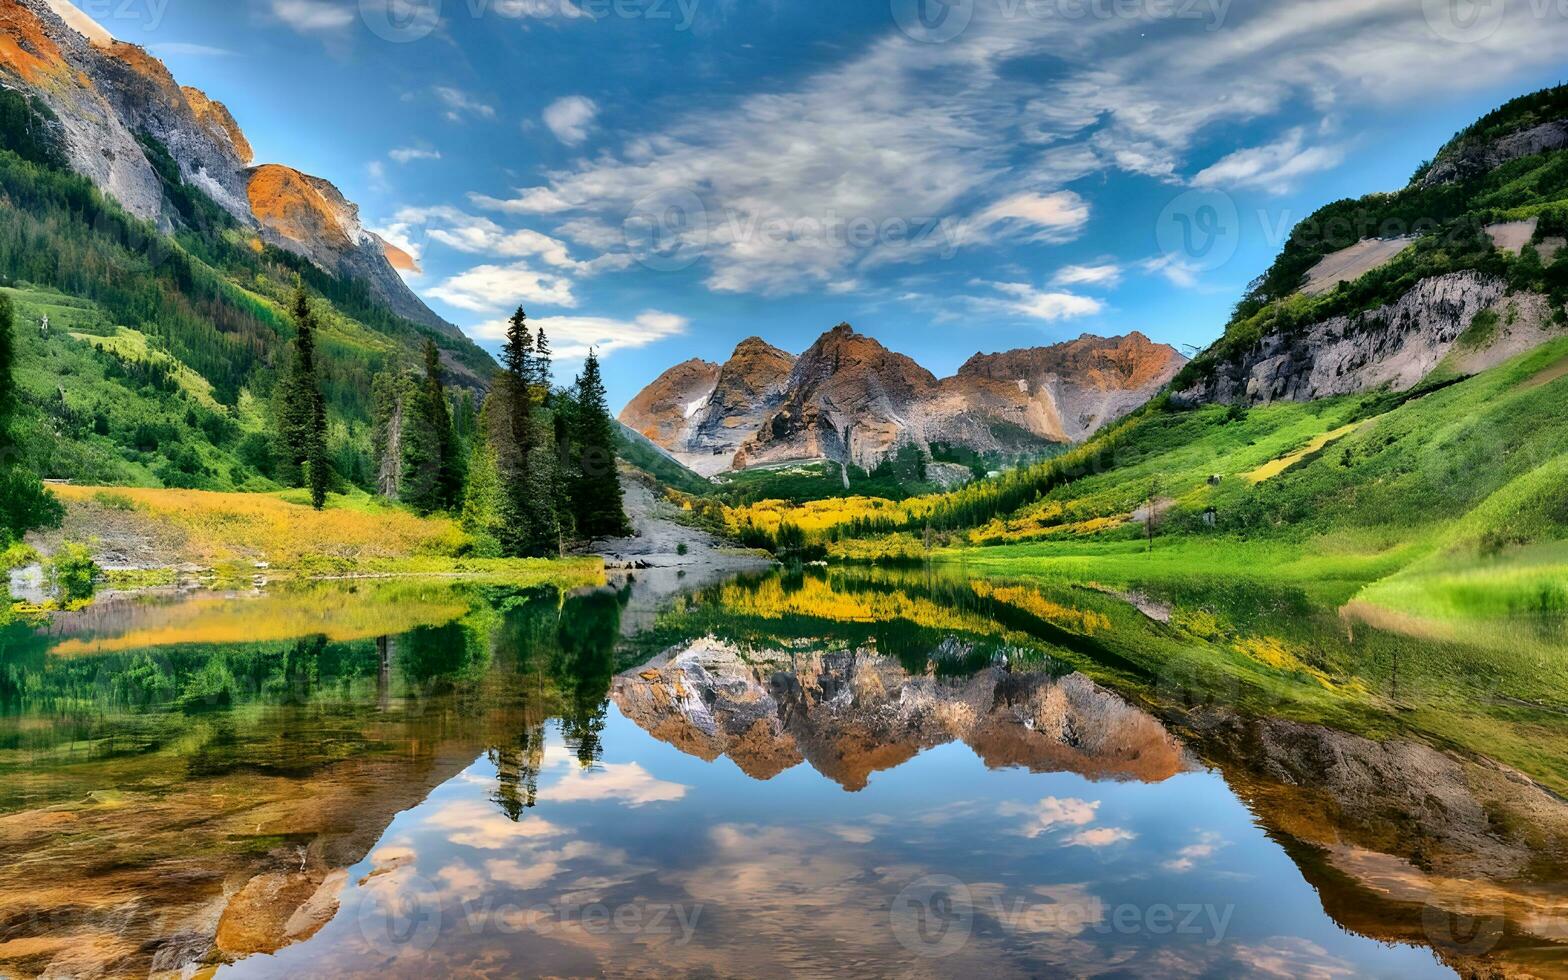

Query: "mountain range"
<box><xmin>620</xmin><ymin>326</ymin><xmax>1186</xmax><ymax>476</ymax></box>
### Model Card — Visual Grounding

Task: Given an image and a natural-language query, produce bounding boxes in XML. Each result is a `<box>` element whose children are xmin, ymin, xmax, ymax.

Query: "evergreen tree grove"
<box><xmin>0</xmin><ymin>293</ymin><xmax>63</xmax><ymax>544</ymax></box>
<box><xmin>423</xmin><ymin>339</ymin><xmax>463</xmax><ymax>510</ymax></box>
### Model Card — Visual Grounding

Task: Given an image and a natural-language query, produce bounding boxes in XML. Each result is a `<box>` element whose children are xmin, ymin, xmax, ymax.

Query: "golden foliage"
<box><xmin>53</xmin><ymin>485</ymin><xmax>469</xmax><ymax>566</ymax></box>
<box><xmin>968</xmin><ymin>581</ymin><xmax>1112</xmax><ymax>635</ymax></box>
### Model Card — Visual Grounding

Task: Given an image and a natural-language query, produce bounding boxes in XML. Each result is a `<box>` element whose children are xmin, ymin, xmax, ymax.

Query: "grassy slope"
<box><xmin>614</xmin><ymin>422</ymin><xmax>713</xmax><ymax>495</ymax></box>
<box><xmin>0</xmin><ymin>89</ymin><xmax>494</xmax><ymax>493</ymax></box>
<box><xmin>43</xmin><ymin>484</ymin><xmax>604</xmax><ymax>582</ymax></box>
<box><xmin>1178</xmin><ymin>87</ymin><xmax>1568</xmax><ymax>391</ymax></box>
<box><xmin>6</xmin><ymin>285</ymin><xmax>274</xmax><ymax>489</ymax></box>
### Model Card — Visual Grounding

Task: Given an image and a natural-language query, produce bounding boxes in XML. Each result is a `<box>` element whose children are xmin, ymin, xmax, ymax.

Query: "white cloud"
<box><xmin>390</xmin><ymin>147</ymin><xmax>442</xmax><ymax>164</ymax></box>
<box><xmin>976</xmin><ymin>281</ymin><xmax>1104</xmax><ymax>322</ymax></box>
<box><xmin>1064</xmin><ymin>826</ymin><xmax>1136</xmax><ymax>848</ymax></box>
<box><xmin>1163</xmin><ymin>832</ymin><xmax>1225</xmax><ymax>873</ymax></box>
<box><xmin>461</xmin><ymin>0</ymin><xmax>1568</xmax><ymax>298</ymax></box>
<box><xmin>420</xmin><ymin>799</ymin><xmax>561</xmax><ymax>850</ymax></box>
<box><xmin>543</xmin><ymin>96</ymin><xmax>599</xmax><ymax>146</ymax></box>
<box><xmin>1140</xmin><ymin>254</ymin><xmax>1202</xmax><ymax>289</ymax></box>
<box><xmin>1001</xmin><ymin>797</ymin><xmax>1100</xmax><ymax>839</ymax></box>
<box><xmin>388</xmin><ymin>206</ymin><xmax>635</xmax><ymax>281</ymax></box>
<box><xmin>491</xmin><ymin>0</ymin><xmax>589</xmax><ymax>19</ymax></box>
<box><xmin>542</xmin><ymin>762</ymin><xmax>687</xmax><ymax>806</ymax></box>
<box><xmin>147</xmin><ymin>42</ymin><xmax>236</xmax><ymax>57</ymax></box>
<box><xmin>269</xmin><ymin>0</ymin><xmax>354</xmax><ymax>33</ymax></box>
<box><xmin>428</xmin><ymin>262</ymin><xmax>577</xmax><ymax>312</ymax></box>
<box><xmin>1192</xmin><ymin>128</ymin><xmax>1346</xmax><ymax>194</ymax></box>
<box><xmin>470</xmin><ymin>310</ymin><xmax>687</xmax><ymax>359</ymax></box>
<box><xmin>964</xmin><ymin>191</ymin><xmax>1091</xmax><ymax>245</ymax></box>
<box><xmin>370</xmin><ymin>221</ymin><xmax>423</xmax><ymax>265</ymax></box>
<box><xmin>1051</xmin><ymin>263</ymin><xmax>1122</xmax><ymax>288</ymax></box>
<box><xmin>434</xmin><ymin>86</ymin><xmax>497</xmax><ymax>123</ymax></box>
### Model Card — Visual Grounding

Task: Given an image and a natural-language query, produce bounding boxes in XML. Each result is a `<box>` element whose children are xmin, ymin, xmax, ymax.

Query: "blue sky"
<box><xmin>85</xmin><ymin>0</ymin><xmax>1568</xmax><ymax>408</ymax></box>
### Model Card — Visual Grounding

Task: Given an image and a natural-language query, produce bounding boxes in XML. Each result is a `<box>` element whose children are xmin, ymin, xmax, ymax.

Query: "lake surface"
<box><xmin>2</xmin><ymin>569</ymin><xmax>1565</xmax><ymax>978</ymax></box>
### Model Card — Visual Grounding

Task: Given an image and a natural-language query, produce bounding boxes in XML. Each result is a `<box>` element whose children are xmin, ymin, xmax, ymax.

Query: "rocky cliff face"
<box><xmin>1177</xmin><ymin>272</ymin><xmax>1508</xmax><ymax>406</ymax></box>
<box><xmin>612</xmin><ymin>638</ymin><xmax>1195</xmax><ymax>789</ymax></box>
<box><xmin>1422</xmin><ymin>118</ymin><xmax>1568</xmax><ymax>187</ymax></box>
<box><xmin>738</xmin><ymin>324</ymin><xmax>941</xmax><ymax>471</ymax></box>
<box><xmin>245</xmin><ymin>164</ymin><xmax>448</xmax><ymax>331</ymax></box>
<box><xmin>937</xmin><ymin>332</ymin><xmax>1188</xmax><ymax>444</ymax></box>
<box><xmin>621</xmin><ymin>337</ymin><xmax>797</xmax><ymax>476</ymax></box>
<box><xmin>620</xmin><ymin>326</ymin><xmax>1184</xmax><ymax>473</ymax></box>
<box><xmin>619</xmin><ymin>357</ymin><xmax>723</xmax><ymax>449</ymax></box>
<box><xmin>1</xmin><ymin>0</ymin><xmax>456</xmax><ymax>336</ymax></box>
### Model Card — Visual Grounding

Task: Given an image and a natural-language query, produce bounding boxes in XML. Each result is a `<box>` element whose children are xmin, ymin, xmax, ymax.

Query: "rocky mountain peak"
<box><xmin>624</xmin><ymin>324</ymin><xmax>1185</xmax><ymax>475</ymax></box>
<box><xmin>182</xmin><ymin>86</ymin><xmax>253</xmax><ymax>165</ymax></box>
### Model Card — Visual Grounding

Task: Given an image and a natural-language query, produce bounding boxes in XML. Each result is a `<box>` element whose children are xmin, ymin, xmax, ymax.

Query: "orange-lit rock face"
<box><xmin>380</xmin><ymin>238</ymin><xmax>421</xmax><ymax>275</ymax></box>
<box><xmin>619</xmin><ymin>358</ymin><xmax>722</xmax><ymax>447</ymax></box>
<box><xmin>247</xmin><ymin>164</ymin><xmax>354</xmax><ymax>251</ymax></box>
<box><xmin>0</xmin><ymin>2</ymin><xmax>78</xmax><ymax>87</ymax></box>
<box><xmin>183</xmin><ymin>85</ymin><xmax>253</xmax><ymax>164</ymax></box>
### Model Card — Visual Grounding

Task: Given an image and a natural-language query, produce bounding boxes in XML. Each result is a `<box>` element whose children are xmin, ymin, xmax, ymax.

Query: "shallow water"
<box><xmin>2</xmin><ymin>570</ymin><xmax>1565</xmax><ymax>978</ymax></box>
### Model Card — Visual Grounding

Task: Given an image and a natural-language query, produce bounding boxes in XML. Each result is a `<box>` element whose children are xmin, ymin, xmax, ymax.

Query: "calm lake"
<box><xmin>2</xmin><ymin>568</ymin><xmax>1565</xmax><ymax>978</ymax></box>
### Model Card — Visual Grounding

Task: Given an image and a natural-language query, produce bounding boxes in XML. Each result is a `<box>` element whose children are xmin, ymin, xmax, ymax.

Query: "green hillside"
<box><xmin>0</xmin><ymin>87</ymin><xmax>495</xmax><ymax>492</ymax></box>
<box><xmin>1179</xmin><ymin>86</ymin><xmax>1568</xmax><ymax>390</ymax></box>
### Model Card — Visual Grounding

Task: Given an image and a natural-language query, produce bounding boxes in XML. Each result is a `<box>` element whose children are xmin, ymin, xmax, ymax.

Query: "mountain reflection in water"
<box><xmin>0</xmin><ymin>570</ymin><xmax>1564</xmax><ymax>978</ymax></box>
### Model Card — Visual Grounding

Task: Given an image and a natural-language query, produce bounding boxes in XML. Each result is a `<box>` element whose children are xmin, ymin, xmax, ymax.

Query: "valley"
<box><xmin>2</xmin><ymin>2</ymin><xmax>1568</xmax><ymax>977</ymax></box>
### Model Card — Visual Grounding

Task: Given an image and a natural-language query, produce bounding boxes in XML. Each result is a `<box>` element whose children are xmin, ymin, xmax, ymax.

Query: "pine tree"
<box><xmin>307</xmin><ymin>389</ymin><xmax>330</xmax><ymax>510</ymax></box>
<box><xmin>397</xmin><ymin>372</ymin><xmax>441</xmax><ymax>513</ymax></box>
<box><xmin>423</xmin><ymin>339</ymin><xmax>463</xmax><ymax>509</ymax></box>
<box><xmin>276</xmin><ymin>286</ymin><xmax>332</xmax><ymax>509</ymax></box>
<box><xmin>495</xmin><ymin>308</ymin><xmax>538</xmax><ymax>555</ymax></box>
<box><xmin>533</xmin><ymin>328</ymin><xmax>553</xmax><ymax>399</ymax></box>
<box><xmin>370</xmin><ymin>371</ymin><xmax>405</xmax><ymax>500</ymax></box>
<box><xmin>569</xmin><ymin>349</ymin><xmax>631</xmax><ymax>539</ymax></box>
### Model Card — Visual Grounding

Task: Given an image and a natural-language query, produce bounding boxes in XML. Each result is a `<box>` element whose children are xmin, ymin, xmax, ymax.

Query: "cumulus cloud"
<box><xmin>1064</xmin><ymin>827</ymin><xmax>1137</xmax><ymax>848</ymax></box>
<box><xmin>1163</xmin><ymin>832</ymin><xmax>1226</xmax><ymax>873</ymax></box>
<box><xmin>420</xmin><ymin>800</ymin><xmax>561</xmax><ymax>850</ymax></box>
<box><xmin>543</xmin><ymin>95</ymin><xmax>599</xmax><ymax>146</ymax></box>
<box><xmin>1002</xmin><ymin>796</ymin><xmax>1101</xmax><ymax>839</ymax></box>
<box><xmin>428</xmin><ymin>262</ymin><xmax>577</xmax><ymax>312</ymax></box>
<box><xmin>269</xmin><ymin>0</ymin><xmax>354</xmax><ymax>33</ymax></box>
<box><xmin>470</xmin><ymin>310</ymin><xmax>687</xmax><ymax>359</ymax></box>
<box><xmin>974</xmin><ymin>281</ymin><xmax>1104</xmax><ymax>322</ymax></box>
<box><xmin>1192</xmin><ymin>128</ymin><xmax>1346</xmax><ymax>194</ymax></box>
<box><xmin>542</xmin><ymin>761</ymin><xmax>687</xmax><ymax>806</ymax></box>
